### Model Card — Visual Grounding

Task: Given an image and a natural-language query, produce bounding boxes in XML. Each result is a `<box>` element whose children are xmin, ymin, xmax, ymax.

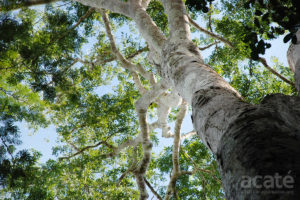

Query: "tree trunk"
<box><xmin>215</xmin><ymin>94</ymin><xmax>300</xmax><ymax>199</ymax></box>
<box><xmin>161</xmin><ymin>40</ymin><xmax>300</xmax><ymax>199</ymax></box>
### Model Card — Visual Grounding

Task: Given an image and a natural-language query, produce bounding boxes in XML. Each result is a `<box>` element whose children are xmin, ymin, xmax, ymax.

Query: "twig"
<box><xmin>258</xmin><ymin>57</ymin><xmax>295</xmax><ymax>87</ymax></box>
<box><xmin>55</xmin><ymin>7</ymin><xmax>95</xmax><ymax>42</ymax></box>
<box><xmin>59</xmin><ymin>141</ymin><xmax>105</xmax><ymax>160</ymax></box>
<box><xmin>188</xmin><ymin>15</ymin><xmax>234</xmax><ymax>48</ymax></box>
<box><xmin>199</xmin><ymin>41</ymin><xmax>220</xmax><ymax>50</ymax></box>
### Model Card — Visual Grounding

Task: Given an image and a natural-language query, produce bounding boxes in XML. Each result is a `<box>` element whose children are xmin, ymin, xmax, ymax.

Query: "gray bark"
<box><xmin>287</xmin><ymin>30</ymin><xmax>300</xmax><ymax>92</ymax></box>
<box><xmin>161</xmin><ymin>39</ymin><xmax>300</xmax><ymax>199</ymax></box>
<box><xmin>215</xmin><ymin>94</ymin><xmax>300</xmax><ymax>199</ymax></box>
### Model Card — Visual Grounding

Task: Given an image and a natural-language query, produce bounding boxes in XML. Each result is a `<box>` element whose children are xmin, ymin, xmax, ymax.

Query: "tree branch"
<box><xmin>157</xmin><ymin>92</ymin><xmax>181</xmax><ymax>137</ymax></box>
<box><xmin>180</xmin><ymin>148</ymin><xmax>221</xmax><ymax>183</ymax></box>
<box><xmin>133</xmin><ymin>109</ymin><xmax>151</xmax><ymax>200</ymax></box>
<box><xmin>55</xmin><ymin>7</ymin><xmax>95</xmax><ymax>42</ymax></box>
<box><xmin>199</xmin><ymin>41</ymin><xmax>220</xmax><ymax>51</ymax></box>
<box><xmin>132</xmin><ymin>81</ymin><xmax>168</xmax><ymax>200</ymax></box>
<box><xmin>117</xmin><ymin>162</ymin><xmax>138</xmax><ymax>186</ymax></box>
<box><xmin>101</xmin><ymin>9</ymin><xmax>146</xmax><ymax>93</ymax></box>
<box><xmin>74</xmin><ymin>0</ymin><xmax>131</xmax><ymax>17</ymax></box>
<box><xmin>32</xmin><ymin>6</ymin><xmax>94</xmax><ymax>70</ymax></box>
<box><xmin>141</xmin><ymin>0</ymin><xmax>151</xmax><ymax>9</ymax></box>
<box><xmin>101</xmin><ymin>9</ymin><xmax>155</xmax><ymax>89</ymax></box>
<box><xmin>144</xmin><ymin>177</ymin><xmax>163</xmax><ymax>200</ymax></box>
<box><xmin>60</xmin><ymin>135</ymin><xmax>142</xmax><ymax>161</ymax></box>
<box><xmin>188</xmin><ymin>15</ymin><xmax>233</xmax><ymax>48</ymax></box>
<box><xmin>188</xmin><ymin>16</ymin><xmax>294</xmax><ymax>87</ymax></box>
<box><xmin>164</xmin><ymin>101</ymin><xmax>188</xmax><ymax>200</ymax></box>
<box><xmin>179</xmin><ymin>170</ymin><xmax>196</xmax><ymax>176</ymax></box>
<box><xmin>258</xmin><ymin>57</ymin><xmax>295</xmax><ymax>87</ymax></box>
<box><xmin>80</xmin><ymin>46</ymin><xmax>148</xmax><ymax>71</ymax></box>
<box><xmin>135</xmin><ymin>81</ymin><xmax>168</xmax><ymax>111</ymax></box>
<box><xmin>59</xmin><ymin>140</ymin><xmax>105</xmax><ymax>160</ymax></box>
<box><xmin>106</xmin><ymin>136</ymin><xmax>143</xmax><ymax>158</ymax></box>
<box><xmin>128</xmin><ymin>1</ymin><xmax>166</xmax><ymax>53</ymax></box>
<box><xmin>161</xmin><ymin>0</ymin><xmax>190</xmax><ymax>42</ymax></box>
<box><xmin>180</xmin><ymin>131</ymin><xmax>196</xmax><ymax>140</ymax></box>
<box><xmin>173</xmin><ymin>101</ymin><xmax>187</xmax><ymax>172</ymax></box>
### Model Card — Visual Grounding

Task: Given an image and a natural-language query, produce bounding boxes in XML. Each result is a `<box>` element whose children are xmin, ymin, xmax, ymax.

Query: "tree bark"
<box><xmin>287</xmin><ymin>30</ymin><xmax>300</xmax><ymax>92</ymax></box>
<box><xmin>216</xmin><ymin>94</ymin><xmax>300</xmax><ymax>199</ymax></box>
<box><xmin>160</xmin><ymin>40</ymin><xmax>300</xmax><ymax>199</ymax></box>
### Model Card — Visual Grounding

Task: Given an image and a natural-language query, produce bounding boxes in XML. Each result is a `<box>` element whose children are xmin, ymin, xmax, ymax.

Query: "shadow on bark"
<box><xmin>217</xmin><ymin>94</ymin><xmax>300</xmax><ymax>200</ymax></box>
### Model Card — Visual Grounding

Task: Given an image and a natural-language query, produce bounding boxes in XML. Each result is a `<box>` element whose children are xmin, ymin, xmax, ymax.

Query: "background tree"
<box><xmin>0</xmin><ymin>0</ymin><xmax>299</xmax><ymax>199</ymax></box>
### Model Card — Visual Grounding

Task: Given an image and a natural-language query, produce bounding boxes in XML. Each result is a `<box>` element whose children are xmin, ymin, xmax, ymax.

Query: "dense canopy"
<box><xmin>0</xmin><ymin>0</ymin><xmax>297</xmax><ymax>199</ymax></box>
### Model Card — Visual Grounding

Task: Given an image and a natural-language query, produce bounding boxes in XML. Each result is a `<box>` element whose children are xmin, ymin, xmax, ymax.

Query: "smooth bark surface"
<box><xmin>287</xmin><ymin>30</ymin><xmax>300</xmax><ymax>92</ymax></box>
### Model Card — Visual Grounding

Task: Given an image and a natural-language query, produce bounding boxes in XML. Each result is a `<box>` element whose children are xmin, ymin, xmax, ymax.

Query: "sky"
<box><xmin>16</xmin><ymin>2</ymin><xmax>290</xmax><ymax>165</ymax></box>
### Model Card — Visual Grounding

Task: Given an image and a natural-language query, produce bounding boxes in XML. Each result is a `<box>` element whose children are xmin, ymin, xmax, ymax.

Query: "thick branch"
<box><xmin>74</xmin><ymin>0</ymin><xmax>130</xmax><ymax>17</ymax></box>
<box><xmin>180</xmin><ymin>131</ymin><xmax>196</xmax><ymax>140</ymax></box>
<box><xmin>133</xmin><ymin>110</ymin><xmax>151</xmax><ymax>200</ymax></box>
<box><xmin>129</xmin><ymin>1</ymin><xmax>166</xmax><ymax>53</ymax></box>
<box><xmin>156</xmin><ymin>92</ymin><xmax>182</xmax><ymax>138</ymax></box>
<box><xmin>141</xmin><ymin>0</ymin><xmax>151</xmax><ymax>9</ymax></box>
<box><xmin>101</xmin><ymin>12</ymin><xmax>168</xmax><ymax>198</ymax></box>
<box><xmin>135</xmin><ymin>81</ymin><xmax>168</xmax><ymax>110</ymax></box>
<box><xmin>161</xmin><ymin>0</ymin><xmax>190</xmax><ymax>41</ymax></box>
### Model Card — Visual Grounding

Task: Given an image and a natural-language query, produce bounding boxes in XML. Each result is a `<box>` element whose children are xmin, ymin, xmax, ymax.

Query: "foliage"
<box><xmin>0</xmin><ymin>0</ymin><xmax>295</xmax><ymax>199</ymax></box>
<box><xmin>221</xmin><ymin>0</ymin><xmax>300</xmax><ymax>60</ymax></box>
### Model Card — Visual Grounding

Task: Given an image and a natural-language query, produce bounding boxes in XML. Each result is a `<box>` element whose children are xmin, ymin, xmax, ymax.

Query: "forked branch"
<box><xmin>101</xmin><ymin>9</ymin><xmax>155</xmax><ymax>88</ymax></box>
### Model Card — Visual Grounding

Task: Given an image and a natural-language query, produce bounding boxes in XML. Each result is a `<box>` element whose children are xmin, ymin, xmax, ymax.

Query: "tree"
<box><xmin>0</xmin><ymin>0</ymin><xmax>299</xmax><ymax>199</ymax></box>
